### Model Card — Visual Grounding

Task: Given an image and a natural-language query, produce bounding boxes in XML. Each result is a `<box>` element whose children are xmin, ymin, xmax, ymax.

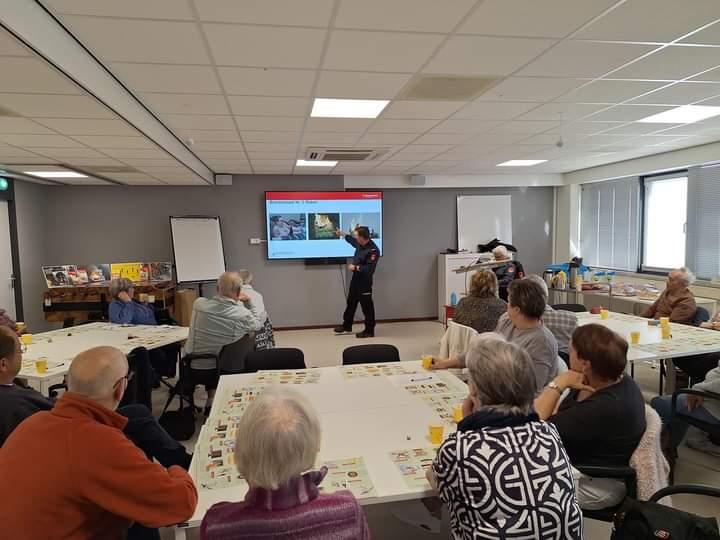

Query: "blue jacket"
<box><xmin>109</xmin><ymin>299</ymin><xmax>157</xmax><ymax>325</ymax></box>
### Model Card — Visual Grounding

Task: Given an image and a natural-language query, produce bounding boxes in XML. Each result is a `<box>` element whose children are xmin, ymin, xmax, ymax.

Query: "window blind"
<box><xmin>580</xmin><ymin>177</ymin><xmax>640</xmax><ymax>270</ymax></box>
<box><xmin>687</xmin><ymin>164</ymin><xmax>720</xmax><ymax>280</ymax></box>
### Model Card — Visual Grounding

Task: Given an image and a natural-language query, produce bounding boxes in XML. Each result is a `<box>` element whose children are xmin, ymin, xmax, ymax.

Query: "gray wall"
<box><xmin>14</xmin><ymin>177</ymin><xmax>554</xmax><ymax>330</ymax></box>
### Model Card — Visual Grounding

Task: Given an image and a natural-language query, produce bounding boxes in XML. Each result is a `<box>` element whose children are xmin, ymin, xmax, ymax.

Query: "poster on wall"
<box><xmin>42</xmin><ymin>262</ymin><xmax>173</xmax><ymax>288</ymax></box>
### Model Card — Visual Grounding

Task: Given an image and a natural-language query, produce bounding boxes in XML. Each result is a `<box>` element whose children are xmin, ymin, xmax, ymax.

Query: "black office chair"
<box><xmin>342</xmin><ymin>344</ymin><xmax>400</xmax><ymax>365</ymax></box>
<box><xmin>692</xmin><ymin>306</ymin><xmax>711</xmax><ymax>327</ymax></box>
<box><xmin>551</xmin><ymin>303</ymin><xmax>587</xmax><ymax>312</ymax></box>
<box><xmin>574</xmin><ymin>463</ymin><xmax>637</xmax><ymax>522</ymax></box>
<box><xmin>245</xmin><ymin>348</ymin><xmax>306</xmax><ymax>372</ymax></box>
<box><xmin>218</xmin><ymin>333</ymin><xmax>257</xmax><ymax>375</ymax></box>
<box><xmin>672</xmin><ymin>387</ymin><xmax>720</xmax><ymax>443</ymax></box>
<box><xmin>119</xmin><ymin>347</ymin><xmax>152</xmax><ymax>410</ymax></box>
<box><xmin>558</xmin><ymin>351</ymin><xmax>570</xmax><ymax>367</ymax></box>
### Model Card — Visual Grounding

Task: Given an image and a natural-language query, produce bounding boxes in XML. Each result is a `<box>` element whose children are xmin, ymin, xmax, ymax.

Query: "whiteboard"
<box><xmin>170</xmin><ymin>216</ymin><xmax>226</xmax><ymax>283</ymax></box>
<box><xmin>456</xmin><ymin>195</ymin><xmax>512</xmax><ymax>252</ymax></box>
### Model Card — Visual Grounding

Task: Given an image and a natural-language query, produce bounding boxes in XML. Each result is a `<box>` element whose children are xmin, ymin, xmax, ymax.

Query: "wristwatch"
<box><xmin>547</xmin><ymin>381</ymin><xmax>563</xmax><ymax>394</ymax></box>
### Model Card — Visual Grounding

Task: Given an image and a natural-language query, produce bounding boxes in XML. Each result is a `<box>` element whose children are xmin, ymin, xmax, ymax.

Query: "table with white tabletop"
<box><xmin>580</xmin><ymin>292</ymin><xmax>716</xmax><ymax>318</ymax></box>
<box><xmin>174</xmin><ymin>361</ymin><xmax>467</xmax><ymax>539</ymax></box>
<box><xmin>18</xmin><ymin>322</ymin><xmax>189</xmax><ymax>395</ymax></box>
<box><xmin>577</xmin><ymin>311</ymin><xmax>720</xmax><ymax>393</ymax></box>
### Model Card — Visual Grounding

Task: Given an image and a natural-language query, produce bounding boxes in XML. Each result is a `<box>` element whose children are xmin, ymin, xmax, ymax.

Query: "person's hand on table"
<box><xmin>118</xmin><ymin>291</ymin><xmax>132</xmax><ymax>303</ymax></box>
<box><xmin>687</xmin><ymin>394</ymin><xmax>704</xmax><ymax>410</ymax></box>
<box><xmin>429</xmin><ymin>356</ymin><xmax>461</xmax><ymax>370</ymax></box>
<box><xmin>553</xmin><ymin>370</ymin><xmax>595</xmax><ymax>393</ymax></box>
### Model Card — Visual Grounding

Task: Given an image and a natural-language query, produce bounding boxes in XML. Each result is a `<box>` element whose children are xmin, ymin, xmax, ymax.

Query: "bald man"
<box><xmin>0</xmin><ymin>346</ymin><xmax>197</xmax><ymax>540</ymax></box>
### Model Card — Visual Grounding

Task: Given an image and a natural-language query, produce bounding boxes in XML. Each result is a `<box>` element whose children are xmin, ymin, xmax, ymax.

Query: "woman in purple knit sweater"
<box><xmin>201</xmin><ymin>387</ymin><xmax>370</xmax><ymax>540</ymax></box>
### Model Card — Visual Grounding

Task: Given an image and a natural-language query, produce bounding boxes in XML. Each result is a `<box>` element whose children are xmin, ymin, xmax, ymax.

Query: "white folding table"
<box><xmin>18</xmin><ymin>322</ymin><xmax>189</xmax><ymax>395</ymax></box>
<box><xmin>174</xmin><ymin>362</ymin><xmax>466</xmax><ymax>539</ymax></box>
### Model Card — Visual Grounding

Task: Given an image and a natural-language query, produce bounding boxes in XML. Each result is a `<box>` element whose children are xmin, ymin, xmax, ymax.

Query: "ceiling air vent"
<box><xmin>397</xmin><ymin>75</ymin><xmax>499</xmax><ymax>101</ymax></box>
<box><xmin>305</xmin><ymin>147</ymin><xmax>388</xmax><ymax>162</ymax></box>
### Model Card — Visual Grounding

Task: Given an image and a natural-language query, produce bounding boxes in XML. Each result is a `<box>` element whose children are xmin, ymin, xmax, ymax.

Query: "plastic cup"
<box><xmin>15</xmin><ymin>322</ymin><xmax>26</xmax><ymax>333</ymax></box>
<box><xmin>630</xmin><ymin>331</ymin><xmax>641</xmax><ymax>345</ymax></box>
<box><xmin>421</xmin><ymin>354</ymin><xmax>433</xmax><ymax>370</ymax></box>
<box><xmin>600</xmin><ymin>309</ymin><xmax>609</xmax><ymax>320</ymax></box>
<box><xmin>661</xmin><ymin>325</ymin><xmax>672</xmax><ymax>340</ymax></box>
<box><xmin>138</xmin><ymin>293</ymin><xmax>148</xmax><ymax>303</ymax></box>
<box><xmin>429</xmin><ymin>423</ymin><xmax>444</xmax><ymax>445</ymax></box>
<box><xmin>452</xmin><ymin>405</ymin><xmax>463</xmax><ymax>423</ymax></box>
<box><xmin>660</xmin><ymin>317</ymin><xmax>670</xmax><ymax>327</ymax></box>
<box><xmin>35</xmin><ymin>358</ymin><xmax>48</xmax><ymax>374</ymax></box>
<box><xmin>147</xmin><ymin>295</ymin><xmax>155</xmax><ymax>304</ymax></box>
<box><xmin>20</xmin><ymin>334</ymin><xmax>32</xmax><ymax>346</ymax></box>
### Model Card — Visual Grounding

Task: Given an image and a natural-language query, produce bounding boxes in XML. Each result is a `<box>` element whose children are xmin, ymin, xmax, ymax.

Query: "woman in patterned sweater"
<box><xmin>428</xmin><ymin>335</ymin><xmax>582</xmax><ymax>540</ymax></box>
<box><xmin>452</xmin><ymin>270</ymin><xmax>507</xmax><ymax>333</ymax></box>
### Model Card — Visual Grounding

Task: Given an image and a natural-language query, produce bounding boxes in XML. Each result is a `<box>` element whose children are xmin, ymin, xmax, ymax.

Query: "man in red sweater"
<box><xmin>0</xmin><ymin>346</ymin><xmax>198</xmax><ymax>540</ymax></box>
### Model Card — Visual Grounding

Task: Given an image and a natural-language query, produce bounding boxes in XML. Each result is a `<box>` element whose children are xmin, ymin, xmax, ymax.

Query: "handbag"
<box><xmin>612</xmin><ymin>498</ymin><xmax>720</xmax><ymax>540</ymax></box>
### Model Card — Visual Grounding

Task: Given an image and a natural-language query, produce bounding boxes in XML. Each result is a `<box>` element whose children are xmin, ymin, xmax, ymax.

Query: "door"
<box><xmin>0</xmin><ymin>201</ymin><xmax>16</xmax><ymax>318</ymax></box>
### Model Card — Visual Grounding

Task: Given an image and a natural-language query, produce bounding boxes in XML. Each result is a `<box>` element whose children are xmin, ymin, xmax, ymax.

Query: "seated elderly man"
<box><xmin>238</xmin><ymin>269</ymin><xmax>275</xmax><ymax>350</ymax></box>
<box><xmin>491</xmin><ymin>245</ymin><xmax>520</xmax><ymax>302</ymax></box>
<box><xmin>201</xmin><ymin>387</ymin><xmax>369</xmax><ymax>539</ymax></box>
<box><xmin>185</xmin><ymin>272</ymin><xmax>265</xmax><ymax>405</ymax></box>
<box><xmin>0</xmin><ymin>345</ymin><xmax>197</xmax><ymax>539</ymax></box>
<box><xmin>641</xmin><ymin>267</ymin><xmax>697</xmax><ymax>324</ymax></box>
<box><xmin>433</xmin><ymin>279</ymin><xmax>558</xmax><ymax>393</ymax></box>
<box><xmin>109</xmin><ymin>277</ymin><xmax>157</xmax><ymax>325</ymax></box>
<box><xmin>525</xmin><ymin>274</ymin><xmax>578</xmax><ymax>356</ymax></box>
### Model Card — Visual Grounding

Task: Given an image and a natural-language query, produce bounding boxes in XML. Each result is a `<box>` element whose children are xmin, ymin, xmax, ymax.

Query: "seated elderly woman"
<box><xmin>428</xmin><ymin>335</ymin><xmax>582</xmax><ymax>539</ymax></box>
<box><xmin>534</xmin><ymin>324</ymin><xmax>646</xmax><ymax>510</ymax></box>
<box><xmin>109</xmin><ymin>278</ymin><xmax>157</xmax><ymax>325</ymax></box>
<box><xmin>201</xmin><ymin>387</ymin><xmax>370</xmax><ymax>540</ymax></box>
<box><xmin>452</xmin><ymin>270</ymin><xmax>506</xmax><ymax>334</ymax></box>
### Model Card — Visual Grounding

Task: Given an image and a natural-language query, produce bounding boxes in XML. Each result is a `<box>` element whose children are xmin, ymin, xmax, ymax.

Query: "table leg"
<box><xmin>440</xmin><ymin>504</ymin><xmax>451</xmax><ymax>539</ymax></box>
<box><xmin>665</xmin><ymin>358</ymin><xmax>677</xmax><ymax>395</ymax></box>
<box><xmin>659</xmin><ymin>359</ymin><xmax>665</xmax><ymax>395</ymax></box>
<box><xmin>174</xmin><ymin>526</ymin><xmax>188</xmax><ymax>540</ymax></box>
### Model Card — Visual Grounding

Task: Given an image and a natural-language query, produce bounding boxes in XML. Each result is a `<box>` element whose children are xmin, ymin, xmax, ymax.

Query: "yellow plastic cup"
<box><xmin>15</xmin><ymin>322</ymin><xmax>26</xmax><ymax>334</ymax></box>
<box><xmin>35</xmin><ymin>358</ymin><xmax>48</xmax><ymax>374</ymax></box>
<box><xmin>452</xmin><ymin>404</ymin><xmax>463</xmax><ymax>423</ymax></box>
<box><xmin>421</xmin><ymin>355</ymin><xmax>433</xmax><ymax>370</ymax></box>
<box><xmin>630</xmin><ymin>331</ymin><xmax>641</xmax><ymax>345</ymax></box>
<box><xmin>20</xmin><ymin>334</ymin><xmax>32</xmax><ymax>346</ymax></box>
<box><xmin>600</xmin><ymin>309</ymin><xmax>609</xmax><ymax>320</ymax></box>
<box><xmin>661</xmin><ymin>325</ymin><xmax>672</xmax><ymax>340</ymax></box>
<box><xmin>429</xmin><ymin>423</ymin><xmax>445</xmax><ymax>445</ymax></box>
<box><xmin>660</xmin><ymin>317</ymin><xmax>670</xmax><ymax>327</ymax></box>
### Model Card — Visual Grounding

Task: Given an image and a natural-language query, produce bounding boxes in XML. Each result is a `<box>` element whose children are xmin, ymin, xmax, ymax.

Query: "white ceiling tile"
<box><xmin>235</xmin><ymin>116</ymin><xmax>305</xmax><ymax>131</ymax></box>
<box><xmin>117</xmin><ymin>158</ymin><xmax>179</xmax><ymax>166</ymax></box>
<box><xmin>111</xmin><ymin>64</ymin><xmax>222</xmax><ymax>94</ymax></box>
<box><xmin>0</xmin><ymin>29</ymin><xmax>31</xmax><ymax>56</ymax></box>
<box><xmin>356</xmin><ymin>133</ymin><xmax>417</xmax><ymax>145</ymax></box>
<box><xmin>163</xmin><ymin>178</ymin><xmax>209</xmax><ymax>185</ymax></box>
<box><xmin>61</xmin><ymin>17</ymin><xmax>210</xmax><ymax>64</ymax></box>
<box><xmin>477</xmin><ymin>77</ymin><xmax>585</xmax><ymax>102</ymax></box>
<box><xmin>176</xmin><ymin>130</ymin><xmax>240</xmax><ymax>143</ymax></box>
<box><xmin>316</xmin><ymin>71</ymin><xmax>411</xmax><ymax>100</ymax></box>
<box><xmin>47</xmin><ymin>157</ymin><xmax>125</xmax><ymax>166</ymax></box>
<box><xmin>453</xmin><ymin>101</ymin><xmax>538</xmax><ymax>120</ymax></box>
<box><xmin>73</xmin><ymin>135</ymin><xmax>155</xmax><ymax>149</ymax></box>
<box><xmin>0</xmin><ymin>118</ymin><xmax>54</xmax><ymax>134</ymax></box>
<box><xmin>301</xmin><ymin>132</ymin><xmax>361</xmax><ymax>145</ymax></box>
<box><xmin>413</xmin><ymin>133</ymin><xmax>474</xmax><ymax>145</ymax></box>
<box><xmin>549</xmin><ymin>121</ymin><xmax>625</xmax><ymax>135</ymax></box>
<box><xmin>194</xmin><ymin>0</ymin><xmax>334</xmax><ymax>26</ymax></box>
<box><xmin>610</xmin><ymin>46</ymin><xmax>720</xmax><ymax>80</ymax></box>
<box><xmin>218</xmin><ymin>67</ymin><xmax>315</xmax><ymax>97</ymax></box>
<box><xmin>335</xmin><ymin>0</ymin><xmax>475</xmax><ymax>32</ymax></box>
<box><xmin>194</xmin><ymin>150</ymin><xmax>249</xmax><ymax>160</ymax></box>
<box><xmin>465</xmin><ymin>132</ymin><xmax>536</xmax><ymax>145</ymax></box>
<box><xmin>141</xmin><ymin>93</ymin><xmax>230</xmax><ymax>115</ymax></box>
<box><xmin>0</xmin><ymin>147</ymin><xmax>45</xmax><ymax>158</ymax></box>
<box><xmin>183</xmin><ymin>141</ymin><xmax>245</xmax><ymax>152</ymax></box>
<box><xmin>577</xmin><ymin>0</ymin><xmax>720</xmax><ymax>42</ymax></box>
<box><xmin>691</xmin><ymin>66</ymin><xmax>720</xmax><ymax>82</ymax></box>
<box><xmin>382</xmin><ymin>101</ymin><xmax>465</xmax><ymax>119</ymax></box>
<box><xmin>601</xmin><ymin>122</ymin><xmax>678</xmax><ymax>135</ymax></box>
<box><xmin>425</xmin><ymin>36</ymin><xmax>556</xmax><ymax>76</ymax></box>
<box><xmin>33</xmin><ymin>147</ymin><xmax>107</xmax><ymax>158</ymax></box>
<box><xmin>240</xmin><ymin>131</ymin><xmax>299</xmax><ymax>143</ymax></box>
<box><xmin>109</xmin><ymin>173</ymin><xmax>166</xmax><ymax>185</ymax></box>
<box><xmin>459</xmin><ymin>0</ymin><xmax>617</xmax><ymax>38</ymax></box>
<box><xmin>518</xmin><ymin>103</ymin><xmax>608</xmax><ymax>121</ymax></box>
<box><xmin>44</xmin><ymin>0</ymin><xmax>194</xmax><ymax>19</ymax></box>
<box><xmin>369</xmin><ymin>119</ymin><xmax>439</xmax><ymax>133</ymax></box>
<box><xmin>577</xmin><ymin>134</ymin><xmax>636</xmax><ymax>146</ymax></box>
<box><xmin>584</xmin><ymin>104</ymin><xmax>675</xmax><ymax>122</ymax></box>
<box><xmin>556</xmin><ymin>80</ymin><xmax>669</xmax><ymax>103</ymax></box>
<box><xmin>133</xmin><ymin>166</ymin><xmax>190</xmax><ymax>174</ymax></box>
<box><xmin>227</xmin><ymin>96</ymin><xmax>308</xmax><ymax>117</ymax></box>
<box><xmin>204</xmin><ymin>24</ymin><xmax>326</xmax><ymax>68</ymax></box>
<box><xmin>163</xmin><ymin>114</ymin><xmax>237</xmax><ymax>130</ymax></box>
<box><xmin>305</xmin><ymin>118</ymin><xmax>374</xmax><ymax>132</ymax></box>
<box><xmin>245</xmin><ymin>151</ymin><xmax>297</xmax><ymax>160</ymax></box>
<box><xmin>491</xmin><ymin>120</ymin><xmax>560</xmax><ymax>134</ymax></box>
<box><xmin>629</xmin><ymin>82</ymin><xmax>720</xmax><ymax>105</ymax></box>
<box><xmin>33</xmin><ymin>118</ymin><xmax>139</xmax><ymax>136</ymax></box>
<box><xmin>429</xmin><ymin>119</ymin><xmax>503</xmax><ymax>133</ymax></box>
<box><xmin>54</xmin><ymin>176</ymin><xmax>113</xmax><ymax>185</ymax></box>
<box><xmin>682</xmin><ymin>21</ymin><xmax>720</xmax><ymax>45</ymax></box>
<box><xmin>0</xmin><ymin>57</ymin><xmax>80</xmax><ymax>94</ymax></box>
<box><xmin>0</xmin><ymin>94</ymin><xmax>113</xmax><ymax>118</ymax></box>
<box><xmin>323</xmin><ymin>31</ymin><xmax>444</xmax><ymax>73</ymax></box>
<box><xmin>517</xmin><ymin>41</ymin><xmax>656</xmax><ymax>78</ymax></box>
<box><xmin>0</xmin><ymin>133</ymin><xmax>84</xmax><ymax>148</ymax></box>
<box><xmin>388</xmin><ymin>145</ymin><xmax>452</xmax><ymax>157</ymax></box>
<box><xmin>99</xmin><ymin>148</ymin><xmax>169</xmax><ymax>159</ymax></box>
<box><xmin>518</xmin><ymin>133</ymin><xmax>576</xmax><ymax>145</ymax></box>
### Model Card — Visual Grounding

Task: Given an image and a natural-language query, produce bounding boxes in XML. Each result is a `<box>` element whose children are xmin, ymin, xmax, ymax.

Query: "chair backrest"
<box><xmin>120</xmin><ymin>347</ymin><xmax>152</xmax><ymax>409</ymax></box>
<box><xmin>218</xmin><ymin>333</ymin><xmax>256</xmax><ymax>375</ymax></box>
<box><xmin>629</xmin><ymin>405</ymin><xmax>670</xmax><ymax>501</ymax></box>
<box><xmin>693</xmin><ymin>306</ymin><xmax>711</xmax><ymax>327</ymax></box>
<box><xmin>551</xmin><ymin>303</ymin><xmax>587</xmax><ymax>313</ymax></box>
<box><xmin>342</xmin><ymin>344</ymin><xmax>400</xmax><ymax>366</ymax></box>
<box><xmin>439</xmin><ymin>321</ymin><xmax>479</xmax><ymax>358</ymax></box>
<box><xmin>245</xmin><ymin>348</ymin><xmax>306</xmax><ymax>372</ymax></box>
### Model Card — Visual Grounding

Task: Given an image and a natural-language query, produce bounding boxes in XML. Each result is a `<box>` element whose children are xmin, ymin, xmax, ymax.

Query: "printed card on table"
<box><xmin>254</xmin><ymin>369</ymin><xmax>321</xmax><ymax>385</ymax></box>
<box><xmin>389</xmin><ymin>447</ymin><xmax>438</xmax><ymax>489</ymax></box>
<box><xmin>320</xmin><ymin>457</ymin><xmax>377</xmax><ymax>499</ymax></box>
<box><xmin>340</xmin><ymin>363</ymin><xmax>420</xmax><ymax>379</ymax></box>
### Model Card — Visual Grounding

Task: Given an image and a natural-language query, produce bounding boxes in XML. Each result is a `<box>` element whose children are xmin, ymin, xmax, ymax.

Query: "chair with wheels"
<box><xmin>692</xmin><ymin>306</ymin><xmax>711</xmax><ymax>327</ymax></box>
<box><xmin>245</xmin><ymin>348</ymin><xmax>305</xmax><ymax>372</ymax></box>
<box><xmin>342</xmin><ymin>344</ymin><xmax>400</xmax><ymax>365</ymax></box>
<box><xmin>551</xmin><ymin>303</ymin><xmax>587</xmax><ymax>312</ymax></box>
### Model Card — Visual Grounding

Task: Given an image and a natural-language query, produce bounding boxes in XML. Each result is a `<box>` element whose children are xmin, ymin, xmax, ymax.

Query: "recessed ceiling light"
<box><xmin>311</xmin><ymin>98</ymin><xmax>389</xmax><ymax>119</ymax></box>
<box><xmin>637</xmin><ymin>105</ymin><xmax>720</xmax><ymax>124</ymax></box>
<box><xmin>23</xmin><ymin>170</ymin><xmax>88</xmax><ymax>178</ymax></box>
<box><xmin>496</xmin><ymin>160</ymin><xmax>548</xmax><ymax>167</ymax></box>
<box><xmin>296</xmin><ymin>159</ymin><xmax>338</xmax><ymax>167</ymax></box>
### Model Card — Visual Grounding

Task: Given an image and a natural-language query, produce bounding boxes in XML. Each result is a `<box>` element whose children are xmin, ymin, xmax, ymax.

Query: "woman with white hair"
<box><xmin>200</xmin><ymin>388</ymin><xmax>370</xmax><ymax>540</ymax></box>
<box><xmin>109</xmin><ymin>278</ymin><xmax>157</xmax><ymax>325</ymax></box>
<box><xmin>429</xmin><ymin>335</ymin><xmax>582</xmax><ymax>539</ymax></box>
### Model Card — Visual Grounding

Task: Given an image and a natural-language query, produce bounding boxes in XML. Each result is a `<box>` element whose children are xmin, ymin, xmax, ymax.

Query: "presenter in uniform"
<box><xmin>334</xmin><ymin>226</ymin><xmax>379</xmax><ymax>338</ymax></box>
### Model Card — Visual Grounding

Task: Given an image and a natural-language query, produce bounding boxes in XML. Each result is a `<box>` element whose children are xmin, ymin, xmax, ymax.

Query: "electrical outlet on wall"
<box><xmin>249</xmin><ymin>238</ymin><xmax>262</xmax><ymax>245</ymax></box>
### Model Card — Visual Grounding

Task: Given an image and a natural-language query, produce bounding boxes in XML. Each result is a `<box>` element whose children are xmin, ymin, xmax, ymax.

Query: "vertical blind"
<box><xmin>580</xmin><ymin>177</ymin><xmax>640</xmax><ymax>271</ymax></box>
<box><xmin>687</xmin><ymin>164</ymin><xmax>720</xmax><ymax>280</ymax></box>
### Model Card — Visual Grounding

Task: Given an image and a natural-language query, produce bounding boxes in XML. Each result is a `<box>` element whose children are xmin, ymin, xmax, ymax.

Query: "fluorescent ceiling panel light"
<box><xmin>296</xmin><ymin>159</ymin><xmax>338</xmax><ymax>167</ymax></box>
<box><xmin>496</xmin><ymin>160</ymin><xmax>548</xmax><ymax>167</ymax></box>
<box><xmin>311</xmin><ymin>98</ymin><xmax>389</xmax><ymax>119</ymax></box>
<box><xmin>23</xmin><ymin>170</ymin><xmax>88</xmax><ymax>178</ymax></box>
<box><xmin>637</xmin><ymin>105</ymin><xmax>720</xmax><ymax>124</ymax></box>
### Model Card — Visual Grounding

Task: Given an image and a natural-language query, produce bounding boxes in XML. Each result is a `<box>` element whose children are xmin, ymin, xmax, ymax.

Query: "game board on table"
<box><xmin>194</xmin><ymin>432</ymin><xmax>245</xmax><ymax>491</ymax></box>
<box><xmin>254</xmin><ymin>369</ymin><xmax>321</xmax><ymax>385</ymax></box>
<box><xmin>320</xmin><ymin>457</ymin><xmax>377</xmax><ymax>499</ymax></box>
<box><xmin>402</xmin><ymin>378</ymin><xmax>457</xmax><ymax>396</ymax></box>
<box><xmin>421</xmin><ymin>392</ymin><xmax>466</xmax><ymax>424</ymax></box>
<box><xmin>340</xmin><ymin>363</ymin><xmax>420</xmax><ymax>379</ymax></box>
<box><xmin>636</xmin><ymin>336</ymin><xmax>720</xmax><ymax>356</ymax></box>
<box><xmin>215</xmin><ymin>386</ymin><xmax>265</xmax><ymax>416</ymax></box>
<box><xmin>389</xmin><ymin>447</ymin><xmax>438</xmax><ymax>489</ymax></box>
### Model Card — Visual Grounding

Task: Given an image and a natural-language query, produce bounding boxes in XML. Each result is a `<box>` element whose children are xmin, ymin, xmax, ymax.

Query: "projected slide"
<box><xmin>266</xmin><ymin>192</ymin><xmax>383</xmax><ymax>260</ymax></box>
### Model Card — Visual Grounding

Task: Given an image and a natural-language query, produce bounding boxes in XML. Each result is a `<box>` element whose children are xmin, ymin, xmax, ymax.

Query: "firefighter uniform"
<box><xmin>341</xmin><ymin>235</ymin><xmax>379</xmax><ymax>335</ymax></box>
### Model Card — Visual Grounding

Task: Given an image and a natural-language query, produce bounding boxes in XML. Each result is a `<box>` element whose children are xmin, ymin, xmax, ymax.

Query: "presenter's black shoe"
<box><xmin>334</xmin><ymin>326</ymin><xmax>353</xmax><ymax>334</ymax></box>
<box><xmin>356</xmin><ymin>330</ymin><xmax>374</xmax><ymax>338</ymax></box>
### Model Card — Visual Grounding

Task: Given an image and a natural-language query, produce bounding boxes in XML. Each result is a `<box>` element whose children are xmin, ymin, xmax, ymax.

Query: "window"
<box><xmin>641</xmin><ymin>173</ymin><xmax>688</xmax><ymax>271</ymax></box>
<box><xmin>686</xmin><ymin>164</ymin><xmax>720</xmax><ymax>280</ymax></box>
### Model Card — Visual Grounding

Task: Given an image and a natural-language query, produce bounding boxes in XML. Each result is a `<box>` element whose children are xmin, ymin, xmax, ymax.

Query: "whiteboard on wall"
<box><xmin>170</xmin><ymin>216</ymin><xmax>226</xmax><ymax>283</ymax></box>
<box><xmin>456</xmin><ymin>195</ymin><xmax>512</xmax><ymax>252</ymax></box>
